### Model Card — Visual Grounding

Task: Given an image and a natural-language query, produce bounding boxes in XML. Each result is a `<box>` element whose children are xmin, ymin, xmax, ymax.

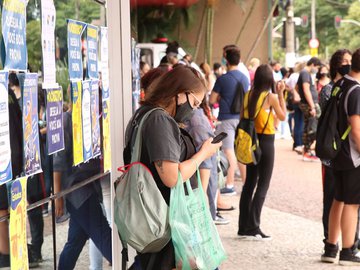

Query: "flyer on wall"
<box><xmin>1</xmin><ymin>0</ymin><xmax>28</xmax><ymax>70</ymax></box>
<box><xmin>71</xmin><ymin>80</ymin><xmax>84</xmax><ymax>166</ymax></box>
<box><xmin>100</xmin><ymin>27</ymin><xmax>109</xmax><ymax>100</ymax></box>
<box><xmin>87</xmin><ymin>24</ymin><xmax>99</xmax><ymax>79</ymax></box>
<box><xmin>82</xmin><ymin>80</ymin><xmax>93</xmax><ymax>162</ymax></box>
<box><xmin>67</xmin><ymin>19</ymin><xmax>87</xmax><ymax>80</ymax></box>
<box><xmin>0</xmin><ymin>71</ymin><xmax>13</xmax><ymax>184</ymax></box>
<box><xmin>9</xmin><ymin>177</ymin><xmax>29</xmax><ymax>270</ymax></box>
<box><xmin>91</xmin><ymin>80</ymin><xmax>101</xmax><ymax>158</ymax></box>
<box><xmin>41</xmin><ymin>0</ymin><xmax>57</xmax><ymax>87</ymax></box>
<box><xmin>46</xmin><ymin>87</ymin><xmax>64</xmax><ymax>155</ymax></box>
<box><xmin>102</xmin><ymin>99</ymin><xmax>111</xmax><ymax>172</ymax></box>
<box><xmin>18</xmin><ymin>73</ymin><xmax>42</xmax><ymax>177</ymax></box>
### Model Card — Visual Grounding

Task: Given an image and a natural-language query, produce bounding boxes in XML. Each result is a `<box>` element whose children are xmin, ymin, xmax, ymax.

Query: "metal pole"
<box><xmin>311</xmin><ymin>0</ymin><xmax>316</xmax><ymax>39</ymax></box>
<box><xmin>285</xmin><ymin>1</ymin><xmax>295</xmax><ymax>67</ymax></box>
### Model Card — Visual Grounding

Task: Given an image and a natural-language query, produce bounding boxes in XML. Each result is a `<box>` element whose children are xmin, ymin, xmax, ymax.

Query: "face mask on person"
<box><xmin>337</xmin><ymin>64</ymin><xmax>351</xmax><ymax>76</ymax></box>
<box><xmin>316</xmin><ymin>72</ymin><xmax>329</xmax><ymax>80</ymax></box>
<box><xmin>221</xmin><ymin>57</ymin><xmax>227</xmax><ymax>66</ymax></box>
<box><xmin>310</xmin><ymin>67</ymin><xmax>318</xmax><ymax>74</ymax></box>
<box><xmin>174</xmin><ymin>94</ymin><xmax>194</xmax><ymax>123</ymax></box>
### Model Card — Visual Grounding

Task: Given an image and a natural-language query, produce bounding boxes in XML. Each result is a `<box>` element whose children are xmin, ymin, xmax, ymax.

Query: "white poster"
<box><xmin>82</xmin><ymin>80</ymin><xmax>92</xmax><ymax>162</ymax></box>
<box><xmin>100</xmin><ymin>27</ymin><xmax>109</xmax><ymax>100</ymax></box>
<box><xmin>41</xmin><ymin>0</ymin><xmax>57</xmax><ymax>87</ymax></box>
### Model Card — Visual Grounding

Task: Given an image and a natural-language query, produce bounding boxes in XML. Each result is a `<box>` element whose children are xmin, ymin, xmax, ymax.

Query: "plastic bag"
<box><xmin>169</xmin><ymin>170</ymin><xmax>227</xmax><ymax>270</ymax></box>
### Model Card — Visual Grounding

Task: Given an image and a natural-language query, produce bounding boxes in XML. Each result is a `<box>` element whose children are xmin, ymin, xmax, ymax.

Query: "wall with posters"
<box><xmin>0</xmin><ymin>0</ymin><xmax>123</xmax><ymax>268</ymax></box>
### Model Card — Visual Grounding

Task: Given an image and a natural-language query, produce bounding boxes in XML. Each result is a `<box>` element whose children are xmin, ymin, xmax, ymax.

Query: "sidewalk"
<box><xmin>217</xmin><ymin>192</ymin><xmax>352</xmax><ymax>270</ymax></box>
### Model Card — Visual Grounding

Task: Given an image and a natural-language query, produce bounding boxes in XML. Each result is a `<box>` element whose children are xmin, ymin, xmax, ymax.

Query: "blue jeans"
<box><xmin>58</xmin><ymin>194</ymin><xmax>112</xmax><ymax>270</ymax></box>
<box><xmin>293</xmin><ymin>106</ymin><xmax>303</xmax><ymax>147</ymax></box>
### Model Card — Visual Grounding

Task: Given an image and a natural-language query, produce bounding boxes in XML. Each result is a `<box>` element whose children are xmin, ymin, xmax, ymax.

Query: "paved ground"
<box><xmin>32</xmin><ymin>139</ymin><xmax>355</xmax><ymax>269</ymax></box>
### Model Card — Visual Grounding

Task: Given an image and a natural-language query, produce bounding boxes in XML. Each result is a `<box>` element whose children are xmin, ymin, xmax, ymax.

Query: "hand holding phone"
<box><xmin>212</xmin><ymin>132</ymin><xmax>227</xmax><ymax>144</ymax></box>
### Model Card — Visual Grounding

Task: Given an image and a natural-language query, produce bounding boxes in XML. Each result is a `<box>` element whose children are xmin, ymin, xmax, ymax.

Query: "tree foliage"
<box><xmin>293</xmin><ymin>0</ymin><xmax>352</xmax><ymax>59</ymax></box>
<box><xmin>338</xmin><ymin>1</ymin><xmax>360</xmax><ymax>52</ymax></box>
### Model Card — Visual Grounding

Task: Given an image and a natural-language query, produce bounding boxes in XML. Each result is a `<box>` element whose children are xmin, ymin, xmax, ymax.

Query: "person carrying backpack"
<box><xmin>124</xmin><ymin>66</ymin><xmax>221</xmax><ymax>270</ymax></box>
<box><xmin>322</xmin><ymin>48</ymin><xmax>360</xmax><ymax>266</ymax></box>
<box><xmin>317</xmin><ymin>49</ymin><xmax>352</xmax><ymax>254</ymax></box>
<box><xmin>237</xmin><ymin>64</ymin><xmax>286</xmax><ymax>240</ymax></box>
<box><xmin>209</xmin><ymin>46</ymin><xmax>249</xmax><ymax>195</ymax></box>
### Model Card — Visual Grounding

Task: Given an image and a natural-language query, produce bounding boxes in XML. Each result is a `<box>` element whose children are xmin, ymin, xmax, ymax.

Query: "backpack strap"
<box><xmin>341</xmin><ymin>84</ymin><xmax>360</xmax><ymax>140</ymax></box>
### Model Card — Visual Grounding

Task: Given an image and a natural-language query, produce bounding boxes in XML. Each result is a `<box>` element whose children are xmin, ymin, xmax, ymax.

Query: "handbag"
<box><xmin>114</xmin><ymin>108</ymin><xmax>171</xmax><ymax>269</ymax></box>
<box><xmin>169</xmin><ymin>169</ymin><xmax>227</xmax><ymax>270</ymax></box>
<box><xmin>235</xmin><ymin>93</ymin><xmax>270</xmax><ymax>165</ymax></box>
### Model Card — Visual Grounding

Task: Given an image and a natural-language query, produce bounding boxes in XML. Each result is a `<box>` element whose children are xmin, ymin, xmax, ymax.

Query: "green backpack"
<box><xmin>114</xmin><ymin>108</ymin><xmax>171</xmax><ymax>263</ymax></box>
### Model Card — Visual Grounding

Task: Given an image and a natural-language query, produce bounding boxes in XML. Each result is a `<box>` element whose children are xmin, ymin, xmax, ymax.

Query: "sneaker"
<box><xmin>28</xmin><ymin>244</ymin><xmax>40</xmax><ymax>268</ymax></box>
<box><xmin>303</xmin><ymin>152</ymin><xmax>320</xmax><ymax>162</ymax></box>
<box><xmin>321</xmin><ymin>240</ymin><xmax>338</xmax><ymax>263</ymax></box>
<box><xmin>241</xmin><ymin>229</ymin><xmax>272</xmax><ymax>241</ymax></box>
<box><xmin>0</xmin><ymin>253</ymin><xmax>10</xmax><ymax>269</ymax></box>
<box><xmin>42</xmin><ymin>209</ymin><xmax>49</xmax><ymax>217</ymax></box>
<box><xmin>294</xmin><ymin>145</ymin><xmax>303</xmax><ymax>155</ymax></box>
<box><xmin>339</xmin><ymin>246</ymin><xmax>360</xmax><ymax>266</ymax></box>
<box><xmin>220</xmin><ymin>187</ymin><xmax>236</xmax><ymax>196</ymax></box>
<box><xmin>214</xmin><ymin>213</ymin><xmax>230</xmax><ymax>225</ymax></box>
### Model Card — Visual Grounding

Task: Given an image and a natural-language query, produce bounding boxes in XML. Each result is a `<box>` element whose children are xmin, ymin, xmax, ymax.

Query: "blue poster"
<box><xmin>82</xmin><ymin>80</ymin><xmax>93</xmax><ymax>162</ymax></box>
<box><xmin>1</xmin><ymin>0</ymin><xmax>27</xmax><ymax>70</ymax></box>
<box><xmin>0</xmin><ymin>71</ymin><xmax>12</xmax><ymax>184</ymax></box>
<box><xmin>46</xmin><ymin>87</ymin><xmax>64</xmax><ymax>155</ymax></box>
<box><xmin>67</xmin><ymin>19</ymin><xmax>86</xmax><ymax>80</ymax></box>
<box><xmin>91</xmin><ymin>80</ymin><xmax>101</xmax><ymax>157</ymax></box>
<box><xmin>86</xmin><ymin>24</ymin><xmax>98</xmax><ymax>79</ymax></box>
<box><xmin>18</xmin><ymin>73</ymin><xmax>42</xmax><ymax>176</ymax></box>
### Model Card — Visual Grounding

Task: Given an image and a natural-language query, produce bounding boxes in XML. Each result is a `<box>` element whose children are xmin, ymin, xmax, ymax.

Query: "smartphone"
<box><xmin>212</xmin><ymin>132</ymin><xmax>228</xmax><ymax>144</ymax></box>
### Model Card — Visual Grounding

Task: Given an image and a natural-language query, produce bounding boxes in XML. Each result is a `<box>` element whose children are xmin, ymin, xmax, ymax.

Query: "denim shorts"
<box><xmin>215</xmin><ymin>119</ymin><xmax>239</xmax><ymax>150</ymax></box>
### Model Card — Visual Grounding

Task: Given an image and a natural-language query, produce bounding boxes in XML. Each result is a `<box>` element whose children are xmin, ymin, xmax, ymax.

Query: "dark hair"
<box><xmin>8</xmin><ymin>72</ymin><xmax>19</xmax><ymax>87</ymax></box>
<box><xmin>307</xmin><ymin>57</ymin><xmax>322</xmax><ymax>67</ymax></box>
<box><xmin>280</xmin><ymin>67</ymin><xmax>288</xmax><ymax>78</ymax></box>
<box><xmin>269</xmin><ymin>60</ymin><xmax>279</xmax><ymax>67</ymax></box>
<box><xmin>143</xmin><ymin>65</ymin><xmax>207</xmax><ymax>108</ymax></box>
<box><xmin>166</xmin><ymin>41</ymin><xmax>179</xmax><ymax>54</ymax></box>
<box><xmin>248</xmin><ymin>64</ymin><xmax>274</xmax><ymax>118</ymax></box>
<box><xmin>351</xmin><ymin>48</ymin><xmax>360</xmax><ymax>73</ymax></box>
<box><xmin>141</xmin><ymin>67</ymin><xmax>167</xmax><ymax>93</ymax></box>
<box><xmin>329</xmin><ymin>49</ymin><xmax>352</xmax><ymax>80</ymax></box>
<box><xmin>225</xmin><ymin>48</ymin><xmax>241</xmax><ymax>66</ymax></box>
<box><xmin>213</xmin><ymin>62</ymin><xmax>221</xmax><ymax>70</ymax></box>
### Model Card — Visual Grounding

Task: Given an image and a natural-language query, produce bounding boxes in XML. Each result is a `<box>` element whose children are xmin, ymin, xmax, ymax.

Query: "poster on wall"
<box><xmin>67</xmin><ymin>19</ymin><xmax>86</xmax><ymax>80</ymax></box>
<box><xmin>41</xmin><ymin>0</ymin><xmax>57</xmax><ymax>87</ymax></box>
<box><xmin>82</xmin><ymin>80</ymin><xmax>92</xmax><ymax>162</ymax></box>
<box><xmin>19</xmin><ymin>73</ymin><xmax>42</xmax><ymax>176</ymax></box>
<box><xmin>1</xmin><ymin>0</ymin><xmax>28</xmax><ymax>71</ymax></box>
<box><xmin>46</xmin><ymin>87</ymin><xmax>64</xmax><ymax>155</ymax></box>
<box><xmin>86</xmin><ymin>24</ymin><xmax>98</xmax><ymax>79</ymax></box>
<box><xmin>100</xmin><ymin>27</ymin><xmax>109</xmax><ymax>100</ymax></box>
<box><xmin>102</xmin><ymin>99</ymin><xmax>111</xmax><ymax>172</ymax></box>
<box><xmin>71</xmin><ymin>80</ymin><xmax>84</xmax><ymax>166</ymax></box>
<box><xmin>0</xmin><ymin>71</ymin><xmax>12</xmax><ymax>184</ymax></box>
<box><xmin>9</xmin><ymin>177</ymin><xmax>29</xmax><ymax>270</ymax></box>
<box><xmin>91</xmin><ymin>80</ymin><xmax>101</xmax><ymax>158</ymax></box>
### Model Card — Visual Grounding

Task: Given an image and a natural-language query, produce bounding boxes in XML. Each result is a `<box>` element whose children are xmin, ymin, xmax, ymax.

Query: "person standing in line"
<box><xmin>210</xmin><ymin>47</ymin><xmax>249</xmax><ymax>195</ymax></box>
<box><xmin>316</xmin><ymin>65</ymin><xmax>331</xmax><ymax>94</ymax></box>
<box><xmin>296</xmin><ymin>57</ymin><xmax>322</xmax><ymax>162</ymax></box>
<box><xmin>318</xmin><ymin>49</ymin><xmax>352</xmax><ymax>247</ymax></box>
<box><xmin>321</xmin><ymin>48</ymin><xmax>360</xmax><ymax>265</ymax></box>
<box><xmin>238</xmin><ymin>64</ymin><xmax>286</xmax><ymax>240</ymax></box>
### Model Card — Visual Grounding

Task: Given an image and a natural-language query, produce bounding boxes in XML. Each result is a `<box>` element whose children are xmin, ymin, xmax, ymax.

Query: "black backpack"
<box><xmin>315</xmin><ymin>79</ymin><xmax>358</xmax><ymax>160</ymax></box>
<box><xmin>228</xmin><ymin>73</ymin><xmax>245</xmax><ymax>114</ymax></box>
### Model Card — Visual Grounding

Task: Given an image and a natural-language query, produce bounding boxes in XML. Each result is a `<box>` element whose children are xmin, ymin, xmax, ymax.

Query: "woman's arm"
<box><xmin>269</xmin><ymin>81</ymin><xmax>287</xmax><ymax>121</ymax></box>
<box><xmin>154</xmin><ymin>138</ymin><xmax>221</xmax><ymax>188</ymax></box>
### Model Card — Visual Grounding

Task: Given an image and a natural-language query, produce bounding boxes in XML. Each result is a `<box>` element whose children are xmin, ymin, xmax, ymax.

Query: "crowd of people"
<box><xmin>136</xmin><ymin>41</ymin><xmax>360</xmax><ymax>267</ymax></box>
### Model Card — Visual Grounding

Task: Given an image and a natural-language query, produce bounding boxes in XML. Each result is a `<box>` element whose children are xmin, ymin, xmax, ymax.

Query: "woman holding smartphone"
<box><xmin>238</xmin><ymin>64</ymin><xmax>287</xmax><ymax>240</ymax></box>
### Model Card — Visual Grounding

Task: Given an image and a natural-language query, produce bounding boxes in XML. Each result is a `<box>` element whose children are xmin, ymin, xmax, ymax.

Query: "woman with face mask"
<box><xmin>316</xmin><ymin>65</ymin><xmax>331</xmax><ymax>93</ymax></box>
<box><xmin>124</xmin><ymin>65</ymin><xmax>222</xmax><ymax>270</ymax></box>
<box><xmin>238</xmin><ymin>64</ymin><xmax>287</xmax><ymax>240</ymax></box>
<box><xmin>318</xmin><ymin>49</ymin><xmax>355</xmax><ymax>264</ymax></box>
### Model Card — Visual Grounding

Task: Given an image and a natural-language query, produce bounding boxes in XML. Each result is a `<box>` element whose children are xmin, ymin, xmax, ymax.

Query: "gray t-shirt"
<box><xmin>297</xmin><ymin>69</ymin><xmax>318</xmax><ymax>104</ymax></box>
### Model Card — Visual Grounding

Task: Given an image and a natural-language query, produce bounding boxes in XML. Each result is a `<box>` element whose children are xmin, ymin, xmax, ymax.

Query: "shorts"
<box><xmin>334</xmin><ymin>166</ymin><xmax>360</xmax><ymax>204</ymax></box>
<box><xmin>0</xmin><ymin>184</ymin><xmax>9</xmax><ymax>210</ymax></box>
<box><xmin>215</xmin><ymin>119</ymin><xmax>239</xmax><ymax>150</ymax></box>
